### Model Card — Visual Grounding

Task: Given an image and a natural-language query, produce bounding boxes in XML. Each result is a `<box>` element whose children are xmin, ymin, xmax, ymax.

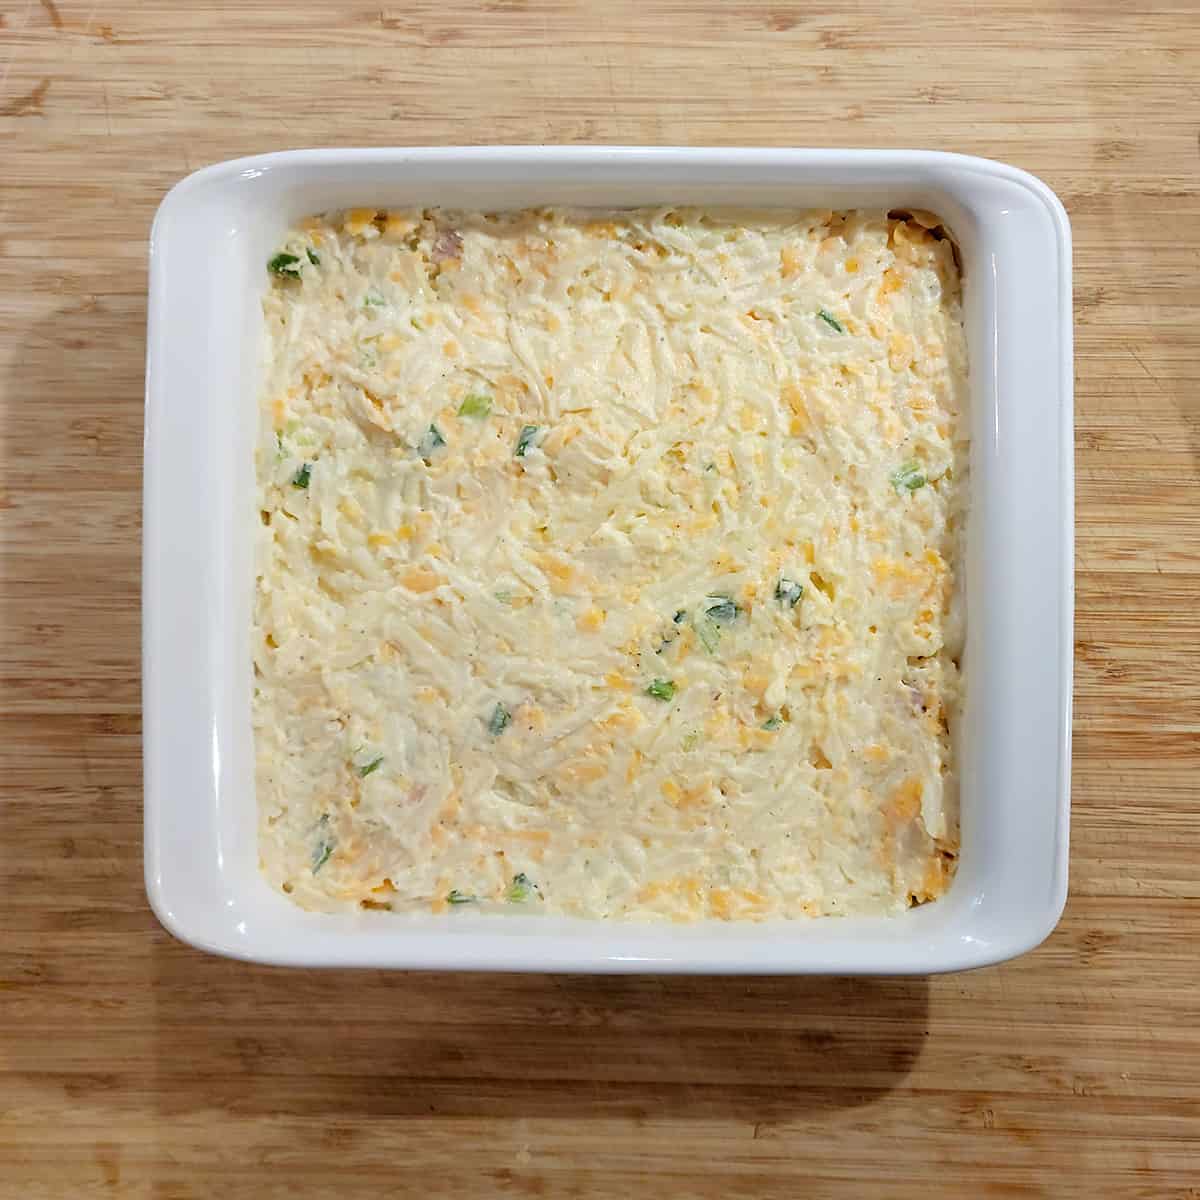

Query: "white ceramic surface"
<box><xmin>143</xmin><ymin>147</ymin><xmax>1073</xmax><ymax>973</ymax></box>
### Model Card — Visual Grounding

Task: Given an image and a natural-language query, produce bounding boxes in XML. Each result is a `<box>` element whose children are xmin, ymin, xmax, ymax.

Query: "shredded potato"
<box><xmin>254</xmin><ymin>206</ymin><xmax>968</xmax><ymax>920</ymax></box>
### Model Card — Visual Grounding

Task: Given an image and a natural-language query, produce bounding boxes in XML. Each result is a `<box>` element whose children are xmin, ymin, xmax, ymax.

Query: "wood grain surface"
<box><xmin>2</xmin><ymin>1</ymin><xmax>1199</xmax><ymax>1196</ymax></box>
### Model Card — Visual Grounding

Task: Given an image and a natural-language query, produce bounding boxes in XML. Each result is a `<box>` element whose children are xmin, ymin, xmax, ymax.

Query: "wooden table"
<box><xmin>3</xmin><ymin>2</ymin><xmax>1198</xmax><ymax>1195</ymax></box>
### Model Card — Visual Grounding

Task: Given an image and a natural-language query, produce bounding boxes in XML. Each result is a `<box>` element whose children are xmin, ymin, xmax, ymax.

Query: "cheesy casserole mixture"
<box><xmin>254</xmin><ymin>205</ymin><xmax>968</xmax><ymax>920</ymax></box>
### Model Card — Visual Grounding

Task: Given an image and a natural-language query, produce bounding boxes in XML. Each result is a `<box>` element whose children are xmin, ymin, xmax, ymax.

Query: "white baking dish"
<box><xmin>143</xmin><ymin>147</ymin><xmax>1072</xmax><ymax>973</ymax></box>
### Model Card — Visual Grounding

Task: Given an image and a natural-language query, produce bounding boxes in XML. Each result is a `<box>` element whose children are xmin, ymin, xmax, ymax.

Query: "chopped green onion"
<box><xmin>817</xmin><ymin>308</ymin><xmax>845</xmax><ymax>333</ymax></box>
<box><xmin>311</xmin><ymin>818</ymin><xmax>335</xmax><ymax>874</ymax></box>
<box><xmin>704</xmin><ymin>596</ymin><xmax>741</xmax><ymax>624</ymax></box>
<box><xmin>682</xmin><ymin>730</ymin><xmax>701</xmax><ymax>751</ymax></box>
<box><xmin>891</xmin><ymin>461</ymin><xmax>927</xmax><ymax>494</ymax></box>
<box><xmin>697</xmin><ymin>619</ymin><xmax>721</xmax><ymax>654</ymax></box>
<box><xmin>495</xmin><ymin>589</ymin><xmax>513</xmax><ymax>605</ymax></box>
<box><xmin>357</xmin><ymin>755</ymin><xmax>384</xmax><ymax>778</ymax></box>
<box><xmin>762</xmin><ymin>715</ymin><xmax>783</xmax><ymax>731</ymax></box>
<box><xmin>488</xmin><ymin>702</ymin><xmax>511</xmax><ymax>736</ymax></box>
<box><xmin>458</xmin><ymin>393</ymin><xmax>493</xmax><ymax>420</ymax></box>
<box><xmin>306</xmin><ymin>248</ymin><xmax>320</xmax><ymax>265</ymax></box>
<box><xmin>268</xmin><ymin>252</ymin><xmax>302</xmax><ymax>278</ymax></box>
<box><xmin>775</xmin><ymin>577</ymin><xmax>803</xmax><ymax>609</ymax></box>
<box><xmin>292</xmin><ymin>462</ymin><xmax>312</xmax><ymax>489</ymax></box>
<box><xmin>646</xmin><ymin>678</ymin><xmax>677</xmax><ymax>702</ymax></box>
<box><xmin>410</xmin><ymin>316</ymin><xmax>423</xmax><ymax>330</ymax></box>
<box><xmin>447</xmin><ymin>889</ymin><xmax>477</xmax><ymax>905</ymax></box>
<box><xmin>363</xmin><ymin>289</ymin><xmax>386</xmax><ymax>308</ymax></box>
<box><xmin>515</xmin><ymin>424</ymin><xmax>540</xmax><ymax>457</ymax></box>
<box><xmin>506</xmin><ymin>872</ymin><xmax>540</xmax><ymax>903</ymax></box>
<box><xmin>417</xmin><ymin>423</ymin><xmax>446</xmax><ymax>461</ymax></box>
<box><xmin>275</xmin><ymin>431</ymin><xmax>286</xmax><ymax>460</ymax></box>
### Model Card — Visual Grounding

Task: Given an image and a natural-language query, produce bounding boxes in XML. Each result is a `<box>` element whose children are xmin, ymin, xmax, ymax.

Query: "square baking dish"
<box><xmin>143</xmin><ymin>147</ymin><xmax>1072</xmax><ymax>973</ymax></box>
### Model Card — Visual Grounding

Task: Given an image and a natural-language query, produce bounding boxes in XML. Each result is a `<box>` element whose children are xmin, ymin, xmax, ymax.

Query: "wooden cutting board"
<box><xmin>2</xmin><ymin>2</ymin><xmax>1198</xmax><ymax>1195</ymax></box>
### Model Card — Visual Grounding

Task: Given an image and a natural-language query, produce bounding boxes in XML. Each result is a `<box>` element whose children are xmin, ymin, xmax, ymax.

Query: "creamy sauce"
<box><xmin>253</xmin><ymin>206</ymin><xmax>967</xmax><ymax>920</ymax></box>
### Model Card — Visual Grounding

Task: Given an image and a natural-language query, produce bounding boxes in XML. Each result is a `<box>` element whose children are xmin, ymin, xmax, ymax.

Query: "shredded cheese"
<box><xmin>254</xmin><ymin>205</ymin><xmax>968</xmax><ymax>920</ymax></box>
